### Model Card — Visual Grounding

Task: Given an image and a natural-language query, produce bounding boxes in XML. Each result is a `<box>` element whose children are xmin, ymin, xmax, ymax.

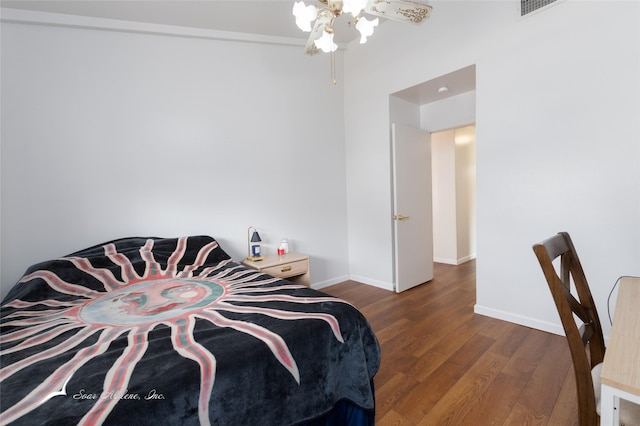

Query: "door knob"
<box><xmin>393</xmin><ymin>214</ymin><xmax>410</xmax><ymax>221</ymax></box>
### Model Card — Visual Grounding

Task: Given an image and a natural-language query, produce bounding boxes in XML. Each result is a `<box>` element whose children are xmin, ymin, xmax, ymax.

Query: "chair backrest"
<box><xmin>532</xmin><ymin>232</ymin><xmax>605</xmax><ymax>426</ymax></box>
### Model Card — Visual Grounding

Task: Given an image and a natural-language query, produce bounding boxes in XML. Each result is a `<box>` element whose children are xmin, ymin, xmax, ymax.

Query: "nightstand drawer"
<box><xmin>262</xmin><ymin>259</ymin><xmax>309</xmax><ymax>279</ymax></box>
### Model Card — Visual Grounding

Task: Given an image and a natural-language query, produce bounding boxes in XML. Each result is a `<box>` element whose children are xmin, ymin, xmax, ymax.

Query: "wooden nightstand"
<box><xmin>241</xmin><ymin>253</ymin><xmax>311</xmax><ymax>286</ymax></box>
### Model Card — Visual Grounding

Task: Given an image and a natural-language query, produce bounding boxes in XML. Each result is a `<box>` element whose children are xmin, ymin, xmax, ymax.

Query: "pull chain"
<box><xmin>331</xmin><ymin>49</ymin><xmax>337</xmax><ymax>85</ymax></box>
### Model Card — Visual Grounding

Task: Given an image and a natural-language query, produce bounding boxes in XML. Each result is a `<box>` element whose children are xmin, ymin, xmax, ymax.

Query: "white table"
<box><xmin>600</xmin><ymin>277</ymin><xmax>640</xmax><ymax>425</ymax></box>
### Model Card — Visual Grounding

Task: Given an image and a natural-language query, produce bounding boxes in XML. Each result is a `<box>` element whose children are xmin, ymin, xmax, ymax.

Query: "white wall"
<box><xmin>0</xmin><ymin>13</ymin><xmax>350</xmax><ymax>299</ymax></box>
<box><xmin>421</xmin><ymin>91</ymin><xmax>476</xmax><ymax>132</ymax></box>
<box><xmin>454</xmin><ymin>126</ymin><xmax>476</xmax><ymax>263</ymax></box>
<box><xmin>432</xmin><ymin>129</ymin><xmax>458</xmax><ymax>263</ymax></box>
<box><xmin>431</xmin><ymin>126</ymin><xmax>476</xmax><ymax>265</ymax></box>
<box><xmin>344</xmin><ymin>1</ymin><xmax>640</xmax><ymax>337</ymax></box>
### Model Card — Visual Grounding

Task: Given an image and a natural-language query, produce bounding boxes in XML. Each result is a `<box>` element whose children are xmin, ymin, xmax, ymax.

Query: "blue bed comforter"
<box><xmin>0</xmin><ymin>236</ymin><xmax>380</xmax><ymax>425</ymax></box>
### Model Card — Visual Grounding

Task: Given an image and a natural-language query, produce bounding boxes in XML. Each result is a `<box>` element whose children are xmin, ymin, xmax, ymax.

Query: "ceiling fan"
<box><xmin>293</xmin><ymin>0</ymin><xmax>433</xmax><ymax>55</ymax></box>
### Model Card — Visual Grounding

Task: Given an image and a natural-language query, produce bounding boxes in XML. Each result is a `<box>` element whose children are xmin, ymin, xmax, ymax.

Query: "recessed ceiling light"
<box><xmin>438</xmin><ymin>86</ymin><xmax>449</xmax><ymax>93</ymax></box>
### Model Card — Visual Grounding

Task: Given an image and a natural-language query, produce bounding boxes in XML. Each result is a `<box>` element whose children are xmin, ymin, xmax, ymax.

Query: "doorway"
<box><xmin>389</xmin><ymin>65</ymin><xmax>477</xmax><ymax>286</ymax></box>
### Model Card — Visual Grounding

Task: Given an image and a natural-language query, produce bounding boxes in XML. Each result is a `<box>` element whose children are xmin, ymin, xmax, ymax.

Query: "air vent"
<box><xmin>521</xmin><ymin>0</ymin><xmax>557</xmax><ymax>16</ymax></box>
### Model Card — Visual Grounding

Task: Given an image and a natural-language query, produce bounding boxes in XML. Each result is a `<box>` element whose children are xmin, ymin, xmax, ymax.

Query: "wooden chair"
<box><xmin>533</xmin><ymin>232</ymin><xmax>640</xmax><ymax>426</ymax></box>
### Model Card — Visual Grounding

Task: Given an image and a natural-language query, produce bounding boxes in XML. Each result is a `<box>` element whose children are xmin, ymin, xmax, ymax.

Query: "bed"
<box><xmin>0</xmin><ymin>235</ymin><xmax>380</xmax><ymax>425</ymax></box>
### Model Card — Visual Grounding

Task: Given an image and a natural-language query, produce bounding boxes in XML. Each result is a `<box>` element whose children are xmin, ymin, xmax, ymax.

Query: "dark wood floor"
<box><xmin>322</xmin><ymin>260</ymin><xmax>579</xmax><ymax>426</ymax></box>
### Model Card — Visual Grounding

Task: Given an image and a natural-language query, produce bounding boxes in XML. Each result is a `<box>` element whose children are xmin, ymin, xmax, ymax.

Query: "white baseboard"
<box><xmin>473</xmin><ymin>304</ymin><xmax>565</xmax><ymax>336</ymax></box>
<box><xmin>310</xmin><ymin>275</ymin><xmax>393</xmax><ymax>291</ymax></box>
<box><xmin>347</xmin><ymin>275</ymin><xmax>394</xmax><ymax>291</ymax></box>
<box><xmin>474</xmin><ymin>304</ymin><xmax>613</xmax><ymax>344</ymax></box>
<box><xmin>311</xmin><ymin>275</ymin><xmax>350</xmax><ymax>290</ymax></box>
<box><xmin>457</xmin><ymin>254</ymin><xmax>476</xmax><ymax>264</ymax></box>
<box><xmin>433</xmin><ymin>257</ymin><xmax>458</xmax><ymax>265</ymax></box>
<box><xmin>433</xmin><ymin>254</ymin><xmax>476</xmax><ymax>265</ymax></box>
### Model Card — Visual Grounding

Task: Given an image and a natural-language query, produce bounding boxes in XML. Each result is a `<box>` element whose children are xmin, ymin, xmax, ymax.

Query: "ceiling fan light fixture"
<box><xmin>355</xmin><ymin>16</ymin><xmax>379</xmax><ymax>44</ymax></box>
<box><xmin>293</xmin><ymin>1</ymin><xmax>317</xmax><ymax>32</ymax></box>
<box><xmin>342</xmin><ymin>0</ymin><xmax>368</xmax><ymax>17</ymax></box>
<box><xmin>293</xmin><ymin>0</ymin><xmax>433</xmax><ymax>56</ymax></box>
<box><xmin>314</xmin><ymin>31</ymin><xmax>338</xmax><ymax>53</ymax></box>
<box><xmin>295</xmin><ymin>1</ymin><xmax>432</xmax><ymax>84</ymax></box>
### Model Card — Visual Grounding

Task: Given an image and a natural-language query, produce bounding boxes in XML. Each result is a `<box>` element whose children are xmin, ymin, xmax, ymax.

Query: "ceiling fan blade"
<box><xmin>304</xmin><ymin>13</ymin><xmax>333</xmax><ymax>55</ymax></box>
<box><xmin>364</xmin><ymin>0</ymin><xmax>432</xmax><ymax>24</ymax></box>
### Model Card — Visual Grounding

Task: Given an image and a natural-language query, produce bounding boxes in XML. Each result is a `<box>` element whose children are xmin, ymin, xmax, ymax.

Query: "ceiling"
<box><xmin>391</xmin><ymin>64</ymin><xmax>476</xmax><ymax>105</ymax></box>
<box><xmin>0</xmin><ymin>1</ymin><xmax>358</xmax><ymax>42</ymax></box>
<box><xmin>1</xmin><ymin>0</ymin><xmax>476</xmax><ymax>105</ymax></box>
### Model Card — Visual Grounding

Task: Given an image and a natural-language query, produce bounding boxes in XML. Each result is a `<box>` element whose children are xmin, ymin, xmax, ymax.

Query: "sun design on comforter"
<box><xmin>0</xmin><ymin>237</ymin><xmax>344</xmax><ymax>426</ymax></box>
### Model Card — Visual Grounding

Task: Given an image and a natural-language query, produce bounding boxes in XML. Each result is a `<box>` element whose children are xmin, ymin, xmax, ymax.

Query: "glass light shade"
<box><xmin>293</xmin><ymin>1</ymin><xmax>317</xmax><ymax>32</ymax></box>
<box><xmin>342</xmin><ymin>0</ymin><xmax>368</xmax><ymax>17</ymax></box>
<box><xmin>314</xmin><ymin>31</ymin><xmax>338</xmax><ymax>53</ymax></box>
<box><xmin>355</xmin><ymin>16</ymin><xmax>379</xmax><ymax>44</ymax></box>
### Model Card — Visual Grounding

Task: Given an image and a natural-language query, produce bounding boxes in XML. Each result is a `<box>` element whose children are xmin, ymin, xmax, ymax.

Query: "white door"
<box><xmin>391</xmin><ymin>123</ymin><xmax>434</xmax><ymax>292</ymax></box>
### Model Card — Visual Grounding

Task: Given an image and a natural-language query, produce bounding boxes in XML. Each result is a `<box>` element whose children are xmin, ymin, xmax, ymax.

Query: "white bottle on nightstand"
<box><xmin>280</xmin><ymin>239</ymin><xmax>289</xmax><ymax>254</ymax></box>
